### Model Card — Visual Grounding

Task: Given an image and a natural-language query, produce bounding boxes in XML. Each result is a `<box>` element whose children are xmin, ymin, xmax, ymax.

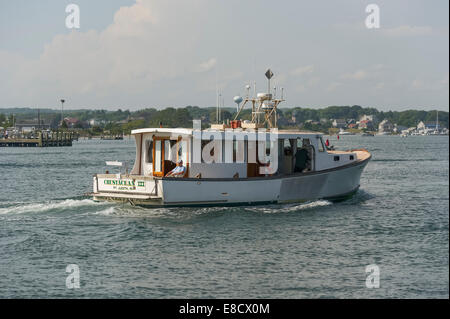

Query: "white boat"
<box><xmin>338</xmin><ymin>128</ymin><xmax>354</xmax><ymax>135</ymax></box>
<box><xmin>90</xmin><ymin>71</ymin><xmax>371</xmax><ymax>207</ymax></box>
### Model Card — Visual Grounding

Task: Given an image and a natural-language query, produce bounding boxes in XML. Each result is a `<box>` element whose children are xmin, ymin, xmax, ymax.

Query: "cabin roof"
<box><xmin>131</xmin><ymin>127</ymin><xmax>322</xmax><ymax>139</ymax></box>
<box><xmin>131</xmin><ymin>128</ymin><xmax>193</xmax><ymax>135</ymax></box>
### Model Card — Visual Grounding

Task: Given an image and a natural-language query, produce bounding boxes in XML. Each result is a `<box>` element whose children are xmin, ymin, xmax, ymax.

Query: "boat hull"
<box><xmin>92</xmin><ymin>155</ymin><xmax>370</xmax><ymax>207</ymax></box>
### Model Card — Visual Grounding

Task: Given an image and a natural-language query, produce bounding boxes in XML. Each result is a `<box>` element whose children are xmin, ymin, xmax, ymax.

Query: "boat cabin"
<box><xmin>129</xmin><ymin>128</ymin><xmax>358</xmax><ymax>179</ymax></box>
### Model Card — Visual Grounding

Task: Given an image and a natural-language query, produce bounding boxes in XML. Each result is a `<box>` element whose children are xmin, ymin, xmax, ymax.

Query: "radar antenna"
<box><xmin>233</xmin><ymin>69</ymin><xmax>285</xmax><ymax>129</ymax></box>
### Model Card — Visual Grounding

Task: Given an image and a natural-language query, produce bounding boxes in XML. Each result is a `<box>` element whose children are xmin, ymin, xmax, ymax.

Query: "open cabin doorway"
<box><xmin>152</xmin><ymin>136</ymin><xmax>188</xmax><ymax>177</ymax></box>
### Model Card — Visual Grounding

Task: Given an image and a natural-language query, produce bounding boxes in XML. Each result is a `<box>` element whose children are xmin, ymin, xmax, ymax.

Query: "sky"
<box><xmin>0</xmin><ymin>0</ymin><xmax>448</xmax><ymax>111</ymax></box>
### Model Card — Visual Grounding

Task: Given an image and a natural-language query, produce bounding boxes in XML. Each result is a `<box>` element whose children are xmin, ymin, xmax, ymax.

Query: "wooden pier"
<box><xmin>0</xmin><ymin>131</ymin><xmax>77</xmax><ymax>147</ymax></box>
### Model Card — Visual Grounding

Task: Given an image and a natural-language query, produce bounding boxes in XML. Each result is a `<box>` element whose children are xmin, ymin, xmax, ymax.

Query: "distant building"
<box><xmin>63</xmin><ymin>117</ymin><xmax>80</xmax><ymax>128</ymax></box>
<box><xmin>332</xmin><ymin>119</ymin><xmax>347</xmax><ymax>128</ymax></box>
<box><xmin>89</xmin><ymin>119</ymin><xmax>99</xmax><ymax>127</ymax></box>
<box><xmin>394</xmin><ymin>125</ymin><xmax>408</xmax><ymax>133</ymax></box>
<box><xmin>378</xmin><ymin>119</ymin><xmax>394</xmax><ymax>135</ymax></box>
<box><xmin>417</xmin><ymin>121</ymin><xmax>440</xmax><ymax>131</ymax></box>
<box><xmin>348</xmin><ymin>123</ymin><xmax>358</xmax><ymax>129</ymax></box>
<box><xmin>358</xmin><ymin>120</ymin><xmax>374</xmax><ymax>130</ymax></box>
<box><xmin>15</xmin><ymin>121</ymin><xmax>51</xmax><ymax>132</ymax></box>
<box><xmin>305</xmin><ymin>119</ymin><xmax>320</xmax><ymax>125</ymax></box>
<box><xmin>129</xmin><ymin>116</ymin><xmax>146</xmax><ymax>121</ymax></box>
<box><xmin>360</xmin><ymin>114</ymin><xmax>378</xmax><ymax>123</ymax></box>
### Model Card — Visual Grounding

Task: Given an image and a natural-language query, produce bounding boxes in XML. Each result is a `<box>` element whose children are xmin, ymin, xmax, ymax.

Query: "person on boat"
<box><xmin>165</xmin><ymin>159</ymin><xmax>186</xmax><ymax>177</ymax></box>
<box><xmin>325</xmin><ymin>138</ymin><xmax>334</xmax><ymax>150</ymax></box>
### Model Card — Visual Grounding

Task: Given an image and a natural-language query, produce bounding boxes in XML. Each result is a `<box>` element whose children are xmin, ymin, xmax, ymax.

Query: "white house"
<box><xmin>332</xmin><ymin>119</ymin><xmax>347</xmax><ymax>128</ymax></box>
<box><xmin>360</xmin><ymin>114</ymin><xmax>378</xmax><ymax>124</ymax></box>
<box><xmin>378</xmin><ymin>119</ymin><xmax>394</xmax><ymax>135</ymax></box>
<box><xmin>417</xmin><ymin>121</ymin><xmax>440</xmax><ymax>131</ymax></box>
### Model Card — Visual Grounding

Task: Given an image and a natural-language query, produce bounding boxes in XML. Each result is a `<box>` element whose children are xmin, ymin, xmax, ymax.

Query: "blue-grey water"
<box><xmin>0</xmin><ymin>135</ymin><xmax>448</xmax><ymax>298</ymax></box>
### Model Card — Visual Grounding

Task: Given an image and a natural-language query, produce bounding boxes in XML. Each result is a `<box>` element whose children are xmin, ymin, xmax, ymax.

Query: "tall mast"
<box><xmin>436</xmin><ymin>110</ymin><xmax>439</xmax><ymax>130</ymax></box>
<box><xmin>233</xmin><ymin>69</ymin><xmax>285</xmax><ymax>129</ymax></box>
<box><xmin>60</xmin><ymin>99</ymin><xmax>65</xmax><ymax>127</ymax></box>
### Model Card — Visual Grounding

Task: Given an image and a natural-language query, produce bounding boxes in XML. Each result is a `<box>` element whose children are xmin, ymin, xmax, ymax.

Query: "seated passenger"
<box><xmin>165</xmin><ymin>160</ymin><xmax>186</xmax><ymax>177</ymax></box>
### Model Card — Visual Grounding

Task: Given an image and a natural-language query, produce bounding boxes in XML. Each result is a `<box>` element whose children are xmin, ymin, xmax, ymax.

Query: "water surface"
<box><xmin>0</xmin><ymin>135</ymin><xmax>448</xmax><ymax>298</ymax></box>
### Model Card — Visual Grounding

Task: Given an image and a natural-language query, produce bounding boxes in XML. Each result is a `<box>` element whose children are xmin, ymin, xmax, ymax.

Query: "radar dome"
<box><xmin>233</xmin><ymin>96</ymin><xmax>243</xmax><ymax>104</ymax></box>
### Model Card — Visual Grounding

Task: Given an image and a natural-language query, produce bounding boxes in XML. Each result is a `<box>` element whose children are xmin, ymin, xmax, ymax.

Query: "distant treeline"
<box><xmin>1</xmin><ymin>105</ymin><xmax>448</xmax><ymax>134</ymax></box>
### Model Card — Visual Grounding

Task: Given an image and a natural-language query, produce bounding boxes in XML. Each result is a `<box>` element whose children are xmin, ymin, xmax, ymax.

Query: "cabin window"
<box><xmin>168</xmin><ymin>140</ymin><xmax>177</xmax><ymax>162</ymax></box>
<box><xmin>178</xmin><ymin>140</ymin><xmax>182</xmax><ymax>160</ymax></box>
<box><xmin>154</xmin><ymin>140</ymin><xmax>162</xmax><ymax>172</ymax></box>
<box><xmin>202</xmin><ymin>139</ymin><xmax>214</xmax><ymax>157</ymax></box>
<box><xmin>164</xmin><ymin>140</ymin><xmax>171</xmax><ymax>161</ymax></box>
<box><xmin>266</xmin><ymin>134</ymin><xmax>273</xmax><ymax>157</ymax></box>
<box><xmin>180</xmin><ymin>140</ymin><xmax>188</xmax><ymax>164</ymax></box>
<box><xmin>202</xmin><ymin>138</ymin><xmax>221</xmax><ymax>163</ymax></box>
<box><xmin>334</xmin><ymin>156</ymin><xmax>340</xmax><ymax>161</ymax></box>
<box><xmin>303</xmin><ymin>139</ymin><xmax>310</xmax><ymax>146</ymax></box>
<box><xmin>232</xmin><ymin>139</ymin><xmax>245</xmax><ymax>163</ymax></box>
<box><xmin>318</xmin><ymin>137</ymin><xmax>325</xmax><ymax>152</ymax></box>
<box><xmin>233</xmin><ymin>139</ymin><xmax>236</xmax><ymax>162</ymax></box>
<box><xmin>283</xmin><ymin>139</ymin><xmax>292</xmax><ymax>156</ymax></box>
<box><xmin>234</xmin><ymin>139</ymin><xmax>245</xmax><ymax>163</ymax></box>
<box><xmin>350</xmin><ymin>155</ymin><xmax>354</xmax><ymax>160</ymax></box>
<box><xmin>146</xmin><ymin>140</ymin><xmax>153</xmax><ymax>163</ymax></box>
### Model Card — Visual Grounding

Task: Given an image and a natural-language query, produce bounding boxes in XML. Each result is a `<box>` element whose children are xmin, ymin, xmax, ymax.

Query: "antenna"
<box><xmin>265</xmin><ymin>69</ymin><xmax>273</xmax><ymax>94</ymax></box>
<box><xmin>436</xmin><ymin>110</ymin><xmax>439</xmax><ymax>130</ymax></box>
<box><xmin>273</xmin><ymin>87</ymin><xmax>277</xmax><ymax>99</ymax></box>
<box><xmin>218</xmin><ymin>92</ymin><xmax>222</xmax><ymax>123</ymax></box>
<box><xmin>222</xmin><ymin>94</ymin><xmax>225</xmax><ymax>123</ymax></box>
<box><xmin>281</xmin><ymin>87</ymin><xmax>284</xmax><ymax>100</ymax></box>
<box><xmin>215</xmin><ymin>65</ymin><xmax>219</xmax><ymax>124</ymax></box>
<box><xmin>216</xmin><ymin>87</ymin><xmax>219</xmax><ymax>124</ymax></box>
<box><xmin>245</xmin><ymin>84</ymin><xmax>251</xmax><ymax>98</ymax></box>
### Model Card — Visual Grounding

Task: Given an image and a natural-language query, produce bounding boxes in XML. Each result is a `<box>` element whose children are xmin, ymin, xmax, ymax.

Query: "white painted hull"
<box><xmin>92</xmin><ymin>155</ymin><xmax>370</xmax><ymax>207</ymax></box>
<box><xmin>160</xmin><ymin>158</ymin><xmax>368</xmax><ymax>206</ymax></box>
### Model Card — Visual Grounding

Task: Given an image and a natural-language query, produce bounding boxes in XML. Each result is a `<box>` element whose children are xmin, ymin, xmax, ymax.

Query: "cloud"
<box><xmin>382</xmin><ymin>25</ymin><xmax>434</xmax><ymax>37</ymax></box>
<box><xmin>442</xmin><ymin>73</ymin><xmax>449</xmax><ymax>86</ymax></box>
<box><xmin>326</xmin><ymin>82</ymin><xmax>342</xmax><ymax>92</ymax></box>
<box><xmin>195</xmin><ymin>58</ymin><xmax>217</xmax><ymax>73</ymax></box>
<box><xmin>0</xmin><ymin>1</ymin><xmax>447</xmax><ymax>110</ymax></box>
<box><xmin>375</xmin><ymin>82</ymin><xmax>385</xmax><ymax>90</ymax></box>
<box><xmin>291</xmin><ymin>65</ymin><xmax>314</xmax><ymax>76</ymax></box>
<box><xmin>0</xmin><ymin>0</ymin><xmax>241</xmax><ymax>108</ymax></box>
<box><xmin>341</xmin><ymin>64</ymin><xmax>385</xmax><ymax>81</ymax></box>
<box><xmin>341</xmin><ymin>69</ymin><xmax>367</xmax><ymax>80</ymax></box>
<box><xmin>411</xmin><ymin>79</ymin><xmax>425</xmax><ymax>89</ymax></box>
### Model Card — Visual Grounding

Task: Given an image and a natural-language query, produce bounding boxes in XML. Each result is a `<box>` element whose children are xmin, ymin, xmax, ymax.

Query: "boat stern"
<box><xmin>91</xmin><ymin>174</ymin><xmax>163</xmax><ymax>205</ymax></box>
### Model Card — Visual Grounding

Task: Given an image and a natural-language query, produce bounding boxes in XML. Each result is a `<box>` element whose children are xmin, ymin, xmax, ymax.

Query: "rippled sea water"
<box><xmin>0</xmin><ymin>135</ymin><xmax>448</xmax><ymax>298</ymax></box>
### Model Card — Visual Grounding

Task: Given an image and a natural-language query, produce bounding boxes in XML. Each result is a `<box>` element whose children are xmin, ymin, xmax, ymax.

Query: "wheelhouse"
<box><xmin>129</xmin><ymin>128</ymin><xmax>358</xmax><ymax>179</ymax></box>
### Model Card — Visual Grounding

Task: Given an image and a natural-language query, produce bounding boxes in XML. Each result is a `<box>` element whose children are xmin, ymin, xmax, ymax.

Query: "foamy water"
<box><xmin>0</xmin><ymin>199</ymin><xmax>106</xmax><ymax>215</ymax></box>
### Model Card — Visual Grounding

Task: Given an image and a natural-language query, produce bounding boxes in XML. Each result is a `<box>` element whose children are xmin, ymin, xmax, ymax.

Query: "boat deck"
<box><xmin>327</xmin><ymin>149</ymin><xmax>371</xmax><ymax>162</ymax></box>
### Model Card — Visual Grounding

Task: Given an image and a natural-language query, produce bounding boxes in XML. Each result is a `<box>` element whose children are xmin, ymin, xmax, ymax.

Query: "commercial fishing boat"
<box><xmin>90</xmin><ymin>70</ymin><xmax>371</xmax><ymax>207</ymax></box>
